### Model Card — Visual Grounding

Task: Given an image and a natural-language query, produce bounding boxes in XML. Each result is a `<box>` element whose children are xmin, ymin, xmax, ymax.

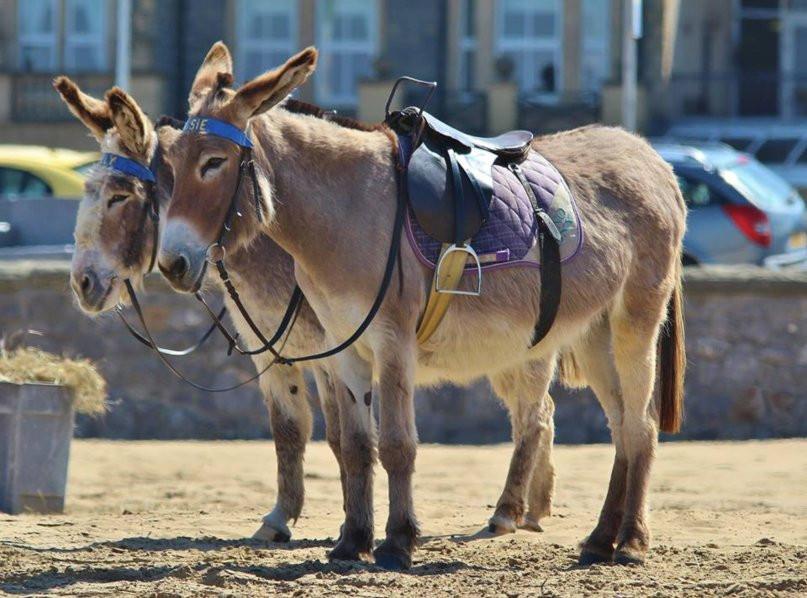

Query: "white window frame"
<box><xmin>494</xmin><ymin>0</ymin><xmax>563</xmax><ymax>99</ymax></box>
<box><xmin>580</xmin><ymin>0</ymin><xmax>611</xmax><ymax>95</ymax></box>
<box><xmin>235</xmin><ymin>0</ymin><xmax>299</xmax><ymax>83</ymax></box>
<box><xmin>18</xmin><ymin>0</ymin><xmax>59</xmax><ymax>72</ymax></box>
<box><xmin>63</xmin><ymin>0</ymin><xmax>107</xmax><ymax>72</ymax></box>
<box><xmin>315</xmin><ymin>0</ymin><xmax>379</xmax><ymax>107</ymax></box>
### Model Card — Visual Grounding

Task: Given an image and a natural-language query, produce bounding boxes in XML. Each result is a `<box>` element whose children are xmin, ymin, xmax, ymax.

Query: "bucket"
<box><xmin>0</xmin><ymin>381</ymin><xmax>74</xmax><ymax>514</ymax></box>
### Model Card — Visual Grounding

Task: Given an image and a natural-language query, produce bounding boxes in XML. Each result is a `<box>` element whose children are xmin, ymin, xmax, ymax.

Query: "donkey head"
<box><xmin>55</xmin><ymin>76</ymin><xmax>161</xmax><ymax>313</ymax></box>
<box><xmin>158</xmin><ymin>42</ymin><xmax>317</xmax><ymax>293</ymax></box>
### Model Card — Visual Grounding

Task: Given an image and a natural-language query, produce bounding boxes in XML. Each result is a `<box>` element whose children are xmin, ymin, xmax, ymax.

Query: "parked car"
<box><xmin>0</xmin><ymin>145</ymin><xmax>98</xmax><ymax>199</ymax></box>
<box><xmin>652</xmin><ymin>140</ymin><xmax>807</xmax><ymax>267</ymax></box>
<box><xmin>665</xmin><ymin>120</ymin><xmax>807</xmax><ymax>198</ymax></box>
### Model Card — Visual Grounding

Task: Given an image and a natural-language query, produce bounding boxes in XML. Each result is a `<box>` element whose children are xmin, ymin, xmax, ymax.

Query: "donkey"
<box><xmin>157</xmin><ymin>44</ymin><xmax>685</xmax><ymax>570</ymax></box>
<box><xmin>56</xmin><ymin>76</ymin><xmax>344</xmax><ymax>544</ymax></box>
<box><xmin>56</xmin><ymin>71</ymin><xmax>558</xmax><ymax>546</ymax></box>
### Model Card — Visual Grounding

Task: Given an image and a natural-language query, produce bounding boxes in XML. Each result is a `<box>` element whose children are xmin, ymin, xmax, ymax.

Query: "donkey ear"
<box><xmin>105</xmin><ymin>87</ymin><xmax>154</xmax><ymax>157</ymax></box>
<box><xmin>227</xmin><ymin>47</ymin><xmax>318</xmax><ymax>122</ymax></box>
<box><xmin>189</xmin><ymin>41</ymin><xmax>233</xmax><ymax>109</ymax></box>
<box><xmin>53</xmin><ymin>76</ymin><xmax>113</xmax><ymax>141</ymax></box>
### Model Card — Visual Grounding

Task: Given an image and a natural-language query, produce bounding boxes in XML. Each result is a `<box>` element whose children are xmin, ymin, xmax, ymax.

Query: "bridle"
<box><xmin>100</xmin><ymin>149</ymin><xmax>228</xmax><ymax>357</ymax></box>
<box><xmin>110</xmin><ymin>112</ymin><xmax>405</xmax><ymax>392</ymax></box>
<box><xmin>173</xmin><ymin>114</ymin><xmax>407</xmax><ymax>366</ymax></box>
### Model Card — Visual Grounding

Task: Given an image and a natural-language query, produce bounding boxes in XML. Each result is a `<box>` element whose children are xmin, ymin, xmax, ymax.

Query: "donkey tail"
<box><xmin>657</xmin><ymin>261</ymin><xmax>685</xmax><ymax>434</ymax></box>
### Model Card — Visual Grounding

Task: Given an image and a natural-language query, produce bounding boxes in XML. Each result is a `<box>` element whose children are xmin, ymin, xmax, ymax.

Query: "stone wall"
<box><xmin>1</xmin><ymin>261</ymin><xmax>805</xmax><ymax>444</ymax></box>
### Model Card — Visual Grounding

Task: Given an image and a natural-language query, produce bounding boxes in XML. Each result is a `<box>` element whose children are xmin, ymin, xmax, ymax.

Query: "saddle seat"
<box><xmin>402</xmin><ymin>109</ymin><xmax>534</xmax><ymax>246</ymax></box>
<box><xmin>419</xmin><ymin>112</ymin><xmax>533</xmax><ymax>158</ymax></box>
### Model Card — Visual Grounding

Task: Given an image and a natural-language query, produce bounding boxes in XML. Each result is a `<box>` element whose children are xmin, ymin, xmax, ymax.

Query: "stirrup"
<box><xmin>435</xmin><ymin>243</ymin><xmax>482</xmax><ymax>296</ymax></box>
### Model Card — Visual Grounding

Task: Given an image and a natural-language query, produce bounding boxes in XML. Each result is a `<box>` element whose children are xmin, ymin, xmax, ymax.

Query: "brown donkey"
<box><xmin>158</xmin><ymin>44</ymin><xmax>686</xmax><ymax>570</ymax></box>
<box><xmin>56</xmin><ymin>72</ymin><xmax>558</xmax><ymax>546</ymax></box>
<box><xmin>56</xmin><ymin>76</ymin><xmax>345</xmax><ymax>543</ymax></box>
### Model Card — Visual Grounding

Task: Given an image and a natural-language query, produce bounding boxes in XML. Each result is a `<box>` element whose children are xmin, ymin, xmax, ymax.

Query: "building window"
<box><xmin>315</xmin><ymin>0</ymin><xmax>378</xmax><ymax>107</ymax></box>
<box><xmin>18</xmin><ymin>0</ymin><xmax>58</xmax><ymax>71</ymax></box>
<box><xmin>18</xmin><ymin>0</ymin><xmax>106</xmax><ymax>73</ymax></box>
<box><xmin>581</xmin><ymin>0</ymin><xmax>610</xmax><ymax>95</ymax></box>
<box><xmin>458</xmin><ymin>0</ymin><xmax>477</xmax><ymax>92</ymax></box>
<box><xmin>235</xmin><ymin>0</ymin><xmax>298</xmax><ymax>82</ymax></box>
<box><xmin>495</xmin><ymin>0</ymin><xmax>562</xmax><ymax>95</ymax></box>
<box><xmin>64</xmin><ymin>0</ymin><xmax>106</xmax><ymax>72</ymax></box>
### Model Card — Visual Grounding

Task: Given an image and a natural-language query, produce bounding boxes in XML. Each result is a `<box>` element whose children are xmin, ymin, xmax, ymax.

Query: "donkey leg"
<box><xmin>253</xmin><ymin>365</ymin><xmax>312</xmax><ymax>543</ymax></box>
<box><xmin>610</xmin><ymin>306</ymin><xmax>665</xmax><ymax>565</ymax></box>
<box><xmin>488</xmin><ymin>359</ymin><xmax>555</xmax><ymax>535</ymax></box>
<box><xmin>521</xmin><ymin>393</ymin><xmax>556</xmax><ymax>532</ymax></box>
<box><xmin>373</xmin><ymin>348</ymin><xmax>419</xmax><ymax>570</ymax></box>
<box><xmin>327</xmin><ymin>350</ymin><xmax>376</xmax><ymax>562</ymax></box>
<box><xmin>311</xmin><ymin>367</ymin><xmax>347</xmax><ymax>513</ymax></box>
<box><xmin>575</xmin><ymin>320</ymin><xmax>628</xmax><ymax>565</ymax></box>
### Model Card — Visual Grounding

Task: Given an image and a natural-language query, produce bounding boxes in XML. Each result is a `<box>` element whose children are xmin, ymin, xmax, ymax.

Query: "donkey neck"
<box><xmin>251</xmin><ymin>109</ymin><xmax>398</xmax><ymax>265</ymax></box>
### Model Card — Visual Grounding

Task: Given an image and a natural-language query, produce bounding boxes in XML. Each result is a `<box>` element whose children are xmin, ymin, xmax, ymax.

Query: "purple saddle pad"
<box><xmin>405</xmin><ymin>149</ymin><xmax>583</xmax><ymax>271</ymax></box>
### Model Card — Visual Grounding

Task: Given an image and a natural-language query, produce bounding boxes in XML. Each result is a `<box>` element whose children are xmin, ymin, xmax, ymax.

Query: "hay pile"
<box><xmin>0</xmin><ymin>347</ymin><xmax>107</xmax><ymax>415</ymax></box>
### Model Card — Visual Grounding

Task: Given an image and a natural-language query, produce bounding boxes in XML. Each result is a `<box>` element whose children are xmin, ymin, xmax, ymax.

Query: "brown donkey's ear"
<box><xmin>189</xmin><ymin>41</ymin><xmax>234</xmax><ymax>109</ymax></box>
<box><xmin>105</xmin><ymin>87</ymin><xmax>154</xmax><ymax>158</ymax></box>
<box><xmin>53</xmin><ymin>76</ymin><xmax>113</xmax><ymax>141</ymax></box>
<box><xmin>226</xmin><ymin>47</ymin><xmax>318</xmax><ymax>122</ymax></box>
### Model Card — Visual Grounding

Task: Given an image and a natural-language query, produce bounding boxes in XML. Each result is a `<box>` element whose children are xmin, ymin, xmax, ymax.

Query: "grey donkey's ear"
<box><xmin>225</xmin><ymin>47</ymin><xmax>317</xmax><ymax>123</ymax></box>
<box><xmin>105</xmin><ymin>87</ymin><xmax>154</xmax><ymax>158</ymax></box>
<box><xmin>189</xmin><ymin>41</ymin><xmax>234</xmax><ymax>109</ymax></box>
<box><xmin>53</xmin><ymin>76</ymin><xmax>113</xmax><ymax>141</ymax></box>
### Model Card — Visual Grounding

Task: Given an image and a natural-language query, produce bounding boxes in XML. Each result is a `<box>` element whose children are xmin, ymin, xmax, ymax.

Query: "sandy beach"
<box><xmin>1</xmin><ymin>439</ymin><xmax>805</xmax><ymax>596</ymax></box>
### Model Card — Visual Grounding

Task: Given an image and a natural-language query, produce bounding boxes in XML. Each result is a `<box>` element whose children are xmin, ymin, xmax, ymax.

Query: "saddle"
<box><xmin>385</xmin><ymin>77</ymin><xmax>561</xmax><ymax>347</ymax></box>
<box><xmin>397</xmin><ymin>108</ymin><xmax>533</xmax><ymax>246</ymax></box>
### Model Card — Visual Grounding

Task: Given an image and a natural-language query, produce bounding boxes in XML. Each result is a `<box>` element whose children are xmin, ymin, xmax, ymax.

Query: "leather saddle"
<box><xmin>399</xmin><ymin>108</ymin><xmax>533</xmax><ymax>245</ymax></box>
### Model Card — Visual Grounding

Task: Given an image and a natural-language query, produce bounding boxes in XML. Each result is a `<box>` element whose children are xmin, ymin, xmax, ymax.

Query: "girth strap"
<box><xmin>508</xmin><ymin>162</ymin><xmax>562</xmax><ymax>347</ymax></box>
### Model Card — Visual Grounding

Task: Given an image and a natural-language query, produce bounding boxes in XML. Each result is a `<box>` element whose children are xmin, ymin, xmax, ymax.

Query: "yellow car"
<box><xmin>0</xmin><ymin>145</ymin><xmax>99</xmax><ymax>199</ymax></box>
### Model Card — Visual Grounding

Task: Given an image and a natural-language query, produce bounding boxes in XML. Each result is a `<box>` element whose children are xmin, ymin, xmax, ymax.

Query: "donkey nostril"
<box><xmin>164</xmin><ymin>255</ymin><xmax>189</xmax><ymax>279</ymax></box>
<box><xmin>80</xmin><ymin>274</ymin><xmax>91</xmax><ymax>293</ymax></box>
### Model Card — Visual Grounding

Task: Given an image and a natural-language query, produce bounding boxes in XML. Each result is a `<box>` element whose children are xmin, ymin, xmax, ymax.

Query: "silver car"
<box><xmin>653</xmin><ymin>141</ymin><xmax>807</xmax><ymax>267</ymax></box>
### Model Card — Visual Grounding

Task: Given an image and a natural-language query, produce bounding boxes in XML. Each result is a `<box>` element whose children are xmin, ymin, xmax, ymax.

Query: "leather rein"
<box><xmin>113</xmin><ymin>115</ymin><xmax>405</xmax><ymax>391</ymax></box>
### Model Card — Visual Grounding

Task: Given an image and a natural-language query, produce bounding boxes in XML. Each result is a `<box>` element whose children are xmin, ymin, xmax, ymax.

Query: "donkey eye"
<box><xmin>201</xmin><ymin>156</ymin><xmax>226</xmax><ymax>176</ymax></box>
<box><xmin>107</xmin><ymin>194</ymin><xmax>128</xmax><ymax>207</ymax></box>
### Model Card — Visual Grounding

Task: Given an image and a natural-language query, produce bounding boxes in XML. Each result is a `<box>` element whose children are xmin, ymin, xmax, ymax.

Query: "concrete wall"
<box><xmin>1</xmin><ymin>261</ymin><xmax>805</xmax><ymax>444</ymax></box>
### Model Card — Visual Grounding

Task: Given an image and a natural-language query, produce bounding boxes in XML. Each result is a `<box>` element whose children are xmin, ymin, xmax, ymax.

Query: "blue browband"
<box><xmin>183</xmin><ymin>116</ymin><xmax>253</xmax><ymax>149</ymax></box>
<box><xmin>99</xmin><ymin>153</ymin><xmax>156</xmax><ymax>183</ymax></box>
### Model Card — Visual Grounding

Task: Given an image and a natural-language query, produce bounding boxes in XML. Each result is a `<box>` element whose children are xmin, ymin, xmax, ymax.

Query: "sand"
<box><xmin>1</xmin><ymin>439</ymin><xmax>805</xmax><ymax>596</ymax></box>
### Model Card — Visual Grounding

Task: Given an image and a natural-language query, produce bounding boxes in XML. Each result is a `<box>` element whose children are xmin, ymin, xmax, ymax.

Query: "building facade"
<box><xmin>0</xmin><ymin>0</ymin><xmax>803</xmax><ymax>150</ymax></box>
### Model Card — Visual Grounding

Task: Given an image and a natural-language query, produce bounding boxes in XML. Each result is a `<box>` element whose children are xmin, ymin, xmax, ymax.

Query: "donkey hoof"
<box><xmin>487</xmin><ymin>514</ymin><xmax>517</xmax><ymax>536</ymax></box>
<box><xmin>328</xmin><ymin>543</ymin><xmax>360</xmax><ymax>562</ymax></box>
<box><xmin>373</xmin><ymin>547</ymin><xmax>412</xmax><ymax>571</ymax></box>
<box><xmin>614</xmin><ymin>547</ymin><xmax>645</xmax><ymax>566</ymax></box>
<box><xmin>252</xmin><ymin>522</ymin><xmax>291</xmax><ymax>543</ymax></box>
<box><xmin>328</xmin><ymin>527</ymin><xmax>373</xmax><ymax>562</ymax></box>
<box><xmin>578</xmin><ymin>546</ymin><xmax>614</xmax><ymax>566</ymax></box>
<box><xmin>519</xmin><ymin>515</ymin><xmax>544</xmax><ymax>533</ymax></box>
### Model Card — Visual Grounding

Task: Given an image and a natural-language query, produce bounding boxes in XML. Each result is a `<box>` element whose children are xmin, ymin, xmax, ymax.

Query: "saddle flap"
<box><xmin>407</xmin><ymin>136</ymin><xmax>497</xmax><ymax>243</ymax></box>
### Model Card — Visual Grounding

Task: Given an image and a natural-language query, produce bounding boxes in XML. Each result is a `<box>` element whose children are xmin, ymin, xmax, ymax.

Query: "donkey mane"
<box><xmin>282</xmin><ymin>98</ymin><xmax>388</xmax><ymax>133</ymax></box>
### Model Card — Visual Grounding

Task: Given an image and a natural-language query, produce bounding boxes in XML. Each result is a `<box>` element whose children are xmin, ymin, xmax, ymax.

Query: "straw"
<box><xmin>0</xmin><ymin>347</ymin><xmax>107</xmax><ymax>415</ymax></box>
